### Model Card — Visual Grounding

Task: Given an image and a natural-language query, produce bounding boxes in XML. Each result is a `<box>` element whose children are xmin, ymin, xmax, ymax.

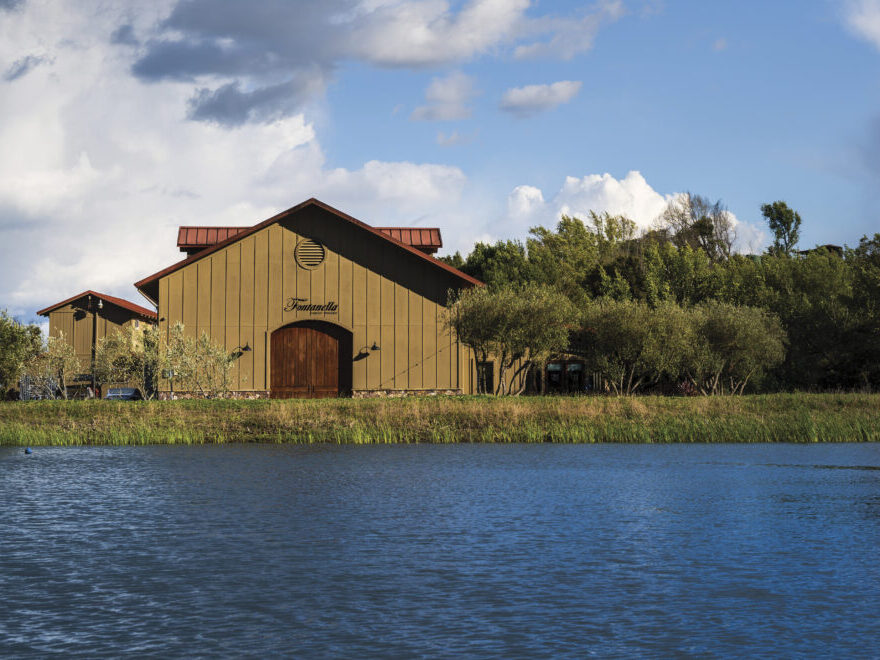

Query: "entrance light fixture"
<box><xmin>355</xmin><ymin>342</ymin><xmax>380</xmax><ymax>360</ymax></box>
<box><xmin>231</xmin><ymin>343</ymin><xmax>252</xmax><ymax>359</ymax></box>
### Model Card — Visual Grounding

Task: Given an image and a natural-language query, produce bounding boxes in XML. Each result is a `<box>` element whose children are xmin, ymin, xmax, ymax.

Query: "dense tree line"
<box><xmin>443</xmin><ymin>198</ymin><xmax>880</xmax><ymax>392</ymax></box>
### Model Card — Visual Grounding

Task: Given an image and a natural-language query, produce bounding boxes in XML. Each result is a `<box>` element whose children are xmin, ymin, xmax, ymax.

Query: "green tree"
<box><xmin>491</xmin><ymin>284</ymin><xmax>575</xmax><ymax>395</ymax></box>
<box><xmin>588</xmin><ymin>210</ymin><xmax>638</xmax><ymax>264</ymax></box>
<box><xmin>658</xmin><ymin>193</ymin><xmax>735</xmax><ymax>262</ymax></box>
<box><xmin>459</xmin><ymin>240</ymin><xmax>532</xmax><ymax>289</ymax></box>
<box><xmin>527</xmin><ymin>215</ymin><xmax>601</xmax><ymax>304</ymax></box>
<box><xmin>444</xmin><ymin>287</ymin><xmax>498</xmax><ymax>393</ymax></box>
<box><xmin>642</xmin><ymin>242</ymin><xmax>722</xmax><ymax>306</ymax></box>
<box><xmin>597</xmin><ymin>266</ymin><xmax>633</xmax><ymax>301</ymax></box>
<box><xmin>763</xmin><ymin>249</ymin><xmax>852</xmax><ymax>389</ymax></box>
<box><xmin>848</xmin><ymin>233</ymin><xmax>880</xmax><ymax>315</ymax></box>
<box><xmin>20</xmin><ymin>332</ymin><xmax>81</xmax><ymax>399</ymax></box>
<box><xmin>576</xmin><ymin>299</ymin><xmax>690</xmax><ymax>395</ymax></box>
<box><xmin>685</xmin><ymin>302</ymin><xmax>787</xmax><ymax>395</ymax></box>
<box><xmin>95</xmin><ymin>325</ymin><xmax>160</xmax><ymax>398</ymax></box>
<box><xmin>445</xmin><ymin>284</ymin><xmax>573</xmax><ymax>395</ymax></box>
<box><xmin>442</xmin><ymin>200</ymin><xmax>878</xmax><ymax>393</ymax></box>
<box><xmin>160</xmin><ymin>323</ymin><xmax>238</xmax><ymax>398</ymax></box>
<box><xmin>0</xmin><ymin>311</ymin><xmax>42</xmax><ymax>397</ymax></box>
<box><xmin>836</xmin><ymin>234</ymin><xmax>880</xmax><ymax>387</ymax></box>
<box><xmin>761</xmin><ymin>201</ymin><xmax>801</xmax><ymax>256</ymax></box>
<box><xmin>438</xmin><ymin>251</ymin><xmax>466</xmax><ymax>270</ymax></box>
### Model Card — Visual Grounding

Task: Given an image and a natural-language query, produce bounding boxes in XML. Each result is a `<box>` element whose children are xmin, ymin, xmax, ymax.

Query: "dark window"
<box><xmin>566</xmin><ymin>362</ymin><xmax>585</xmax><ymax>392</ymax></box>
<box><xmin>546</xmin><ymin>360</ymin><xmax>587</xmax><ymax>393</ymax></box>
<box><xmin>546</xmin><ymin>362</ymin><xmax>563</xmax><ymax>392</ymax></box>
<box><xmin>477</xmin><ymin>361</ymin><xmax>494</xmax><ymax>394</ymax></box>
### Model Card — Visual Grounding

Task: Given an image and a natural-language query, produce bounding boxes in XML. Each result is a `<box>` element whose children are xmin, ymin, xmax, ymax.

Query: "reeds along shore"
<box><xmin>1</xmin><ymin>393</ymin><xmax>879</xmax><ymax>446</ymax></box>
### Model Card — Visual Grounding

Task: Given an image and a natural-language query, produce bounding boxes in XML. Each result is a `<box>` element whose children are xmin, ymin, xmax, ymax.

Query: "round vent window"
<box><xmin>295</xmin><ymin>239</ymin><xmax>325</xmax><ymax>269</ymax></box>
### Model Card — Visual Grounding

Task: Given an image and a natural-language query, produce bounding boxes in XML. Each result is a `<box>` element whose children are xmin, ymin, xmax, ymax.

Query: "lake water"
<box><xmin>1</xmin><ymin>443</ymin><xmax>879</xmax><ymax>657</ymax></box>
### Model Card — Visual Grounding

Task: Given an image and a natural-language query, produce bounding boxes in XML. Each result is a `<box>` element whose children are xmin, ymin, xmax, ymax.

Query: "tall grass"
<box><xmin>1</xmin><ymin>393</ymin><xmax>878</xmax><ymax>446</ymax></box>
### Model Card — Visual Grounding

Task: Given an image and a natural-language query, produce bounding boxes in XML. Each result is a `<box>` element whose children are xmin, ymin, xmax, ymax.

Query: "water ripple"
<box><xmin>1</xmin><ymin>443</ymin><xmax>879</xmax><ymax>657</ymax></box>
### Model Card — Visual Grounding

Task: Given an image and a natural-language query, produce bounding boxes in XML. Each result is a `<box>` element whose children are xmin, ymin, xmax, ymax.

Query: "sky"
<box><xmin>2</xmin><ymin>0</ymin><xmax>880</xmax><ymax>322</ymax></box>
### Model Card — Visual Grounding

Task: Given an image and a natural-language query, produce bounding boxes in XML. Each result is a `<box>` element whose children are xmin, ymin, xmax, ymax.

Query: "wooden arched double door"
<box><xmin>270</xmin><ymin>321</ymin><xmax>352</xmax><ymax>399</ymax></box>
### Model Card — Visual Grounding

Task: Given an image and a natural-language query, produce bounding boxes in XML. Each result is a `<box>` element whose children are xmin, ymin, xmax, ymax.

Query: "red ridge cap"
<box><xmin>177</xmin><ymin>226</ymin><xmax>250</xmax><ymax>249</ymax></box>
<box><xmin>375</xmin><ymin>226</ymin><xmax>443</xmax><ymax>248</ymax></box>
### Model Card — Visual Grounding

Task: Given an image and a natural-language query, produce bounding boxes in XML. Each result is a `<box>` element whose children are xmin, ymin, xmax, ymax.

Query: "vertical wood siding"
<box><xmin>48</xmin><ymin>304</ymin><xmax>138</xmax><ymax>372</ymax></box>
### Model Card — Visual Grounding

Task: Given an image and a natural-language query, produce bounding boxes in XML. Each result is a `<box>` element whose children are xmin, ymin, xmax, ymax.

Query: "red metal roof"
<box><xmin>136</xmin><ymin>198</ymin><xmax>482</xmax><ymax>299</ymax></box>
<box><xmin>375</xmin><ymin>227</ymin><xmax>442</xmax><ymax>251</ymax></box>
<box><xmin>177</xmin><ymin>226</ymin><xmax>249</xmax><ymax>251</ymax></box>
<box><xmin>37</xmin><ymin>290</ymin><xmax>158</xmax><ymax>320</ymax></box>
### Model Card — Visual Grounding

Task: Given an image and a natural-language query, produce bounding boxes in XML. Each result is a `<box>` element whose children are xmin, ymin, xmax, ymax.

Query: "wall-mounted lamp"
<box><xmin>97</xmin><ymin>299</ymin><xmax>103</xmax><ymax>310</ymax></box>
<box><xmin>231</xmin><ymin>343</ymin><xmax>252</xmax><ymax>359</ymax></box>
<box><xmin>354</xmin><ymin>342</ymin><xmax>380</xmax><ymax>361</ymax></box>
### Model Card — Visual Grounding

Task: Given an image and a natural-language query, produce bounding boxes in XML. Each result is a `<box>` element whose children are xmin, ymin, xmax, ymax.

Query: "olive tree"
<box><xmin>493</xmin><ymin>284</ymin><xmax>575</xmax><ymax>395</ymax></box>
<box><xmin>446</xmin><ymin>283</ymin><xmax>574</xmax><ymax>395</ymax></box>
<box><xmin>95</xmin><ymin>325</ymin><xmax>160</xmax><ymax>398</ymax></box>
<box><xmin>444</xmin><ymin>287</ymin><xmax>499</xmax><ymax>394</ymax></box>
<box><xmin>20</xmin><ymin>332</ymin><xmax>82</xmax><ymax>400</ymax></box>
<box><xmin>576</xmin><ymin>299</ymin><xmax>691</xmax><ymax>395</ymax></box>
<box><xmin>684</xmin><ymin>302</ymin><xmax>787</xmax><ymax>395</ymax></box>
<box><xmin>161</xmin><ymin>323</ymin><xmax>237</xmax><ymax>398</ymax></box>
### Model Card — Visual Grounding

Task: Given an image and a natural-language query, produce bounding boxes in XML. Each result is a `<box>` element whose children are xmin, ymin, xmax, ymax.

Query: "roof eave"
<box><xmin>37</xmin><ymin>290</ymin><xmax>158</xmax><ymax>320</ymax></box>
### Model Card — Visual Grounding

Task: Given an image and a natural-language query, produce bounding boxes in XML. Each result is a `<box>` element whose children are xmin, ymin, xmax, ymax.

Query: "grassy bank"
<box><xmin>1</xmin><ymin>393</ymin><xmax>878</xmax><ymax>445</ymax></box>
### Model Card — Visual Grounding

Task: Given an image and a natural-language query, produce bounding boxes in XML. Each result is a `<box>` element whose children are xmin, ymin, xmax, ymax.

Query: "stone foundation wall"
<box><xmin>352</xmin><ymin>389</ymin><xmax>462</xmax><ymax>399</ymax></box>
<box><xmin>158</xmin><ymin>391</ymin><xmax>270</xmax><ymax>400</ymax></box>
<box><xmin>158</xmin><ymin>389</ymin><xmax>462</xmax><ymax>400</ymax></box>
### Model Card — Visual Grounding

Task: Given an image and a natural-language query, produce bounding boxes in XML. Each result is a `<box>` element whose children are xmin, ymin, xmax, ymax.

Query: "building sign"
<box><xmin>283</xmin><ymin>297</ymin><xmax>338</xmax><ymax>315</ymax></box>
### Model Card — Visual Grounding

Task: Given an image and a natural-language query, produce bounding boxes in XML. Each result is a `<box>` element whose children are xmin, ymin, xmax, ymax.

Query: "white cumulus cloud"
<box><xmin>506</xmin><ymin>171</ymin><xmax>672</xmax><ymax>232</ymax></box>
<box><xmin>499</xmin><ymin>80</ymin><xmax>582</xmax><ymax>117</ymax></box>
<box><xmin>503</xmin><ymin>171</ymin><xmax>765</xmax><ymax>253</ymax></box>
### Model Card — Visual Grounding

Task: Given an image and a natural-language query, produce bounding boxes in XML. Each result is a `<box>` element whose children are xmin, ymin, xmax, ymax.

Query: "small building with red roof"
<box><xmin>37</xmin><ymin>290</ymin><xmax>158</xmax><ymax>381</ymax></box>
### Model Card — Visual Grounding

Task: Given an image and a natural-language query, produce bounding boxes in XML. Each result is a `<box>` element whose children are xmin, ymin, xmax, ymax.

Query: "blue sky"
<box><xmin>1</xmin><ymin>0</ymin><xmax>879</xmax><ymax>320</ymax></box>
